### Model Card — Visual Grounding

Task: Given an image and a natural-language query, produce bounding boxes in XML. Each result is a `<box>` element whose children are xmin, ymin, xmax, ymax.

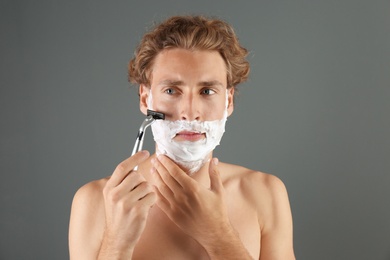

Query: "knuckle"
<box><xmin>134</xmin><ymin>211</ymin><xmax>148</xmax><ymax>222</ymax></box>
<box><xmin>102</xmin><ymin>185</ymin><xmax>110</xmax><ymax>196</ymax></box>
<box><xmin>134</xmin><ymin>181</ymin><xmax>146</xmax><ymax>191</ymax></box>
<box><xmin>145</xmin><ymin>183</ymin><xmax>155</xmax><ymax>194</ymax></box>
<box><xmin>106</xmin><ymin>189</ymin><xmax>120</xmax><ymax>203</ymax></box>
<box><xmin>148</xmin><ymin>192</ymin><xmax>157</xmax><ymax>202</ymax></box>
<box><xmin>133</xmin><ymin>172</ymin><xmax>146</xmax><ymax>182</ymax></box>
<box><xmin>131</xmin><ymin>179</ymin><xmax>147</xmax><ymax>192</ymax></box>
<box><xmin>115</xmin><ymin>162</ymin><xmax>127</xmax><ymax>173</ymax></box>
<box><xmin>140</xmin><ymin>181</ymin><xmax>152</xmax><ymax>191</ymax></box>
<box><xmin>131</xmin><ymin>203</ymin><xmax>148</xmax><ymax>218</ymax></box>
<box><xmin>118</xmin><ymin>199</ymin><xmax>130</xmax><ymax>212</ymax></box>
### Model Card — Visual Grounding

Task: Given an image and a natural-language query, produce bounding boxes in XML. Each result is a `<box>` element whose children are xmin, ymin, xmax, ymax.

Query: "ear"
<box><xmin>139</xmin><ymin>84</ymin><xmax>150</xmax><ymax>116</ymax></box>
<box><xmin>227</xmin><ymin>87</ymin><xmax>234</xmax><ymax>116</ymax></box>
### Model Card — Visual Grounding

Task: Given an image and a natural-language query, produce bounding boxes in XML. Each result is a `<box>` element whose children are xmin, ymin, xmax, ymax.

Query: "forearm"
<box><xmin>97</xmin><ymin>234</ymin><xmax>134</xmax><ymax>260</ymax></box>
<box><xmin>201</xmin><ymin>227</ymin><xmax>254</xmax><ymax>260</ymax></box>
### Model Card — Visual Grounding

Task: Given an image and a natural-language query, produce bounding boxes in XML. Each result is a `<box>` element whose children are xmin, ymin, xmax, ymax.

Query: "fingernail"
<box><xmin>213</xmin><ymin>158</ymin><xmax>219</xmax><ymax>165</ymax></box>
<box><xmin>141</xmin><ymin>150</ymin><xmax>150</xmax><ymax>157</ymax></box>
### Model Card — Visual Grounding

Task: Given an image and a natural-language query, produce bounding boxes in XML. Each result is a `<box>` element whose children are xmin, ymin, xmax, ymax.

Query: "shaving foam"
<box><xmin>148</xmin><ymin>90</ymin><xmax>228</xmax><ymax>175</ymax></box>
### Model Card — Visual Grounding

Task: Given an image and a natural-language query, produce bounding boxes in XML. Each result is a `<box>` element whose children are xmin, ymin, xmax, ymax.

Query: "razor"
<box><xmin>131</xmin><ymin>109</ymin><xmax>165</xmax><ymax>169</ymax></box>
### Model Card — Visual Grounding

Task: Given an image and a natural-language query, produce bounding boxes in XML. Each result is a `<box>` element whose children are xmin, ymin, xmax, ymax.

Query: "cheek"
<box><xmin>201</xmin><ymin>99</ymin><xmax>225</xmax><ymax>118</ymax></box>
<box><xmin>147</xmin><ymin>91</ymin><xmax>170</xmax><ymax>113</ymax></box>
<box><xmin>149</xmin><ymin>97</ymin><xmax>177</xmax><ymax>119</ymax></box>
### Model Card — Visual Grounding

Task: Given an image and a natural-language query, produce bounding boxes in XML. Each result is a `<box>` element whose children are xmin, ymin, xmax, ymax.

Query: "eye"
<box><xmin>164</xmin><ymin>88</ymin><xmax>176</xmax><ymax>95</ymax></box>
<box><xmin>201</xmin><ymin>89</ymin><xmax>216</xmax><ymax>95</ymax></box>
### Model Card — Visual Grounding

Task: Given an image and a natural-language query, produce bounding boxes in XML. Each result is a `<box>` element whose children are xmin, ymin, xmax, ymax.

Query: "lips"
<box><xmin>175</xmin><ymin>131</ymin><xmax>205</xmax><ymax>142</ymax></box>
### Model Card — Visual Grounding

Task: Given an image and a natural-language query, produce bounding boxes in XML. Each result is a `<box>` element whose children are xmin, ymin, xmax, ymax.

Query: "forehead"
<box><xmin>150</xmin><ymin>48</ymin><xmax>227</xmax><ymax>86</ymax></box>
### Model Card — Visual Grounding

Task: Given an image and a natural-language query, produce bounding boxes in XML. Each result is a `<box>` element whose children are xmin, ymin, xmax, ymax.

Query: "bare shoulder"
<box><xmin>220</xmin><ymin>162</ymin><xmax>288</xmax><ymax>199</ymax></box>
<box><xmin>70</xmin><ymin>177</ymin><xmax>108</xmax><ymax>233</ymax></box>
<box><xmin>72</xmin><ymin>177</ymin><xmax>108</xmax><ymax>207</ymax></box>
<box><xmin>220</xmin><ymin>162</ymin><xmax>292</xmax><ymax>229</ymax></box>
<box><xmin>69</xmin><ymin>178</ymin><xmax>108</xmax><ymax>259</ymax></box>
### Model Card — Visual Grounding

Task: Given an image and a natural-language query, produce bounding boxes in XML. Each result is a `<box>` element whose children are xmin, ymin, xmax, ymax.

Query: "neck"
<box><xmin>184</xmin><ymin>154</ymin><xmax>212</xmax><ymax>188</ymax></box>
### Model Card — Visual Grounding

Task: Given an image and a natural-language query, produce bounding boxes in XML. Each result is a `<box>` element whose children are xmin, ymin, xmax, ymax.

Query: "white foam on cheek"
<box><xmin>149</xmin><ymin>90</ymin><xmax>229</xmax><ymax>175</ymax></box>
<box><xmin>151</xmin><ymin>115</ymin><xmax>227</xmax><ymax>175</ymax></box>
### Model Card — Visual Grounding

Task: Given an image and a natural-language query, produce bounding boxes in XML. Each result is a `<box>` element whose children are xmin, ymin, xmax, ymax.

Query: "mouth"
<box><xmin>175</xmin><ymin>131</ymin><xmax>206</xmax><ymax>142</ymax></box>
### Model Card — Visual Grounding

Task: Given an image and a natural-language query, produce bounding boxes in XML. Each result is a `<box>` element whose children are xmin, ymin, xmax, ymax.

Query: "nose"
<box><xmin>179</xmin><ymin>94</ymin><xmax>200</xmax><ymax>121</ymax></box>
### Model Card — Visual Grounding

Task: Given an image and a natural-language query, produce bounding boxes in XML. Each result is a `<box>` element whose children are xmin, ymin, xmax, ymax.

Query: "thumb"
<box><xmin>209</xmin><ymin>158</ymin><xmax>223</xmax><ymax>193</ymax></box>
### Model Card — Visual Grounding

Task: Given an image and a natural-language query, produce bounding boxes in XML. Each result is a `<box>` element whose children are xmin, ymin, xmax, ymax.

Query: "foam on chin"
<box><xmin>151</xmin><ymin>117</ymin><xmax>227</xmax><ymax>175</ymax></box>
<box><xmin>147</xmin><ymin>90</ymin><xmax>228</xmax><ymax>175</ymax></box>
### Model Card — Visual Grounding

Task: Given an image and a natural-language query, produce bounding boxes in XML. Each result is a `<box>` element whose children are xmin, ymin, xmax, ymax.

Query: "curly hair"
<box><xmin>128</xmin><ymin>15</ymin><xmax>250</xmax><ymax>89</ymax></box>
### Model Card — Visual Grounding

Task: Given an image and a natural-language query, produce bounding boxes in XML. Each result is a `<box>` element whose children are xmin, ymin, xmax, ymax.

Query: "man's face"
<box><xmin>140</xmin><ymin>48</ymin><xmax>234</xmax><ymax>142</ymax></box>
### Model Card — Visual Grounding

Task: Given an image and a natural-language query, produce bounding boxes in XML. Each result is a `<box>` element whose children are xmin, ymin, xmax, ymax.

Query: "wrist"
<box><xmin>199</xmin><ymin>224</ymin><xmax>253</xmax><ymax>260</ymax></box>
<box><xmin>98</xmin><ymin>232</ymin><xmax>135</xmax><ymax>260</ymax></box>
<box><xmin>198</xmin><ymin>222</ymin><xmax>236</xmax><ymax>252</ymax></box>
<box><xmin>98</xmin><ymin>244</ymin><xmax>134</xmax><ymax>260</ymax></box>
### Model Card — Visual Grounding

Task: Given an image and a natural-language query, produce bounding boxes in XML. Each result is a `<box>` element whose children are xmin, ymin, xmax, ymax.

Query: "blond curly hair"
<box><xmin>128</xmin><ymin>15</ymin><xmax>249</xmax><ymax>89</ymax></box>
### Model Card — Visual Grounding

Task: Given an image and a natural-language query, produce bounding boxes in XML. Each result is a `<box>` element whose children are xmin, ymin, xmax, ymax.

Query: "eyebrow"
<box><xmin>157</xmin><ymin>79</ymin><xmax>224</xmax><ymax>87</ymax></box>
<box><xmin>157</xmin><ymin>80</ymin><xmax>185</xmax><ymax>87</ymax></box>
<box><xmin>198</xmin><ymin>80</ymin><xmax>224</xmax><ymax>87</ymax></box>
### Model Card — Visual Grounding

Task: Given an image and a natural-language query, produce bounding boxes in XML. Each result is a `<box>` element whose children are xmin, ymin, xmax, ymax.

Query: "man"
<box><xmin>69</xmin><ymin>15</ymin><xmax>295</xmax><ymax>259</ymax></box>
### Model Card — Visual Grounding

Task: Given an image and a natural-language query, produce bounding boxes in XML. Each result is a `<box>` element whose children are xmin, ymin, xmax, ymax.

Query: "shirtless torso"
<box><xmin>69</xmin><ymin>154</ymin><xmax>294</xmax><ymax>259</ymax></box>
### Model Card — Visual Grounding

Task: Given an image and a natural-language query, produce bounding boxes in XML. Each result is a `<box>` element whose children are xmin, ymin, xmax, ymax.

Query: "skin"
<box><xmin>69</xmin><ymin>48</ymin><xmax>295</xmax><ymax>259</ymax></box>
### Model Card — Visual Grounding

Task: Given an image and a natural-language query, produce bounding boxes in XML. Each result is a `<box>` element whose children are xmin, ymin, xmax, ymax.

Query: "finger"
<box><xmin>209</xmin><ymin>158</ymin><xmax>223</xmax><ymax>194</ymax></box>
<box><xmin>118</xmin><ymin>171</ymin><xmax>146</xmax><ymax>192</ymax></box>
<box><xmin>130</xmin><ymin>182</ymin><xmax>155</xmax><ymax>203</ymax></box>
<box><xmin>104</xmin><ymin>172</ymin><xmax>146</xmax><ymax>202</ymax></box>
<box><xmin>151</xmin><ymin>166</ymin><xmax>175</xmax><ymax>202</ymax></box>
<box><xmin>157</xmin><ymin>155</ymin><xmax>196</xmax><ymax>190</ymax></box>
<box><xmin>122</xmin><ymin>184</ymin><xmax>156</xmax><ymax>212</ymax></box>
<box><xmin>153</xmin><ymin>185</ymin><xmax>171</xmax><ymax>213</ymax></box>
<box><xmin>152</xmin><ymin>156</ymin><xmax>182</xmax><ymax>191</ymax></box>
<box><xmin>139</xmin><ymin>191</ymin><xmax>157</xmax><ymax>208</ymax></box>
<box><xmin>107</xmin><ymin>151</ymin><xmax>149</xmax><ymax>188</ymax></box>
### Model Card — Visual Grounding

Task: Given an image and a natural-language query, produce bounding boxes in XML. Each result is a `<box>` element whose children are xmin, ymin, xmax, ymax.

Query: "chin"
<box><xmin>176</xmin><ymin>159</ymin><xmax>206</xmax><ymax>176</ymax></box>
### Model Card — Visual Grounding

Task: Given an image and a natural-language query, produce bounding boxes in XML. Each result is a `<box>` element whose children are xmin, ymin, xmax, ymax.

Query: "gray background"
<box><xmin>1</xmin><ymin>0</ymin><xmax>389</xmax><ymax>259</ymax></box>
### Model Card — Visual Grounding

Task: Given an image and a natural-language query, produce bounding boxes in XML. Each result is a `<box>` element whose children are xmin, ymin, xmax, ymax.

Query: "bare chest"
<box><xmin>132</xmin><ymin>196</ymin><xmax>260</xmax><ymax>259</ymax></box>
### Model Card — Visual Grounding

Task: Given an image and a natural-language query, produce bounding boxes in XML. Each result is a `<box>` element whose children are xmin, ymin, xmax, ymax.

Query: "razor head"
<box><xmin>147</xmin><ymin>109</ymin><xmax>165</xmax><ymax>120</ymax></box>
